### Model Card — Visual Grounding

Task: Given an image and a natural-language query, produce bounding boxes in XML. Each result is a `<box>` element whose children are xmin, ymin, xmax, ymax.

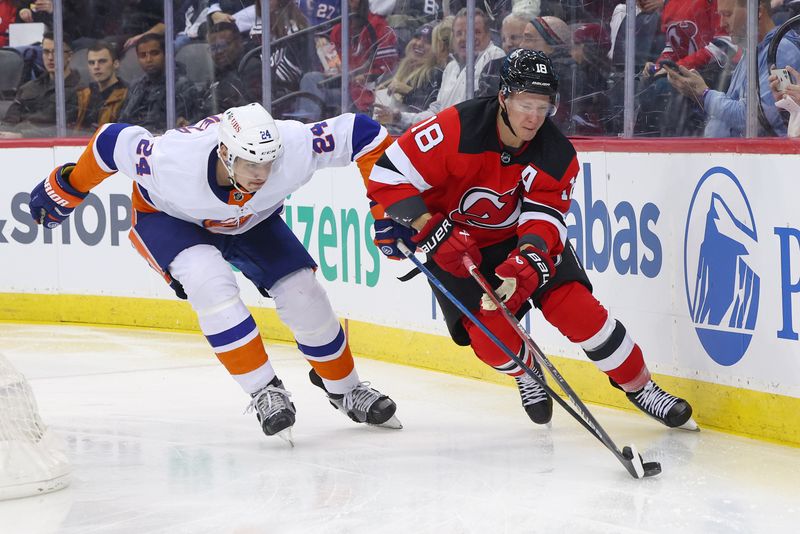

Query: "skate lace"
<box><xmin>634</xmin><ymin>382</ymin><xmax>677</xmax><ymax>419</ymax></box>
<box><xmin>244</xmin><ymin>384</ymin><xmax>294</xmax><ymax>419</ymax></box>
<box><xmin>343</xmin><ymin>382</ymin><xmax>381</xmax><ymax>414</ymax></box>
<box><xmin>516</xmin><ymin>374</ymin><xmax>548</xmax><ymax>405</ymax></box>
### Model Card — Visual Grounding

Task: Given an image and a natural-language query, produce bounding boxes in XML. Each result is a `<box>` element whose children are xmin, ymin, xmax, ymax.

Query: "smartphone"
<box><xmin>771</xmin><ymin>68</ymin><xmax>793</xmax><ymax>91</ymax></box>
<box><xmin>658</xmin><ymin>59</ymin><xmax>680</xmax><ymax>72</ymax></box>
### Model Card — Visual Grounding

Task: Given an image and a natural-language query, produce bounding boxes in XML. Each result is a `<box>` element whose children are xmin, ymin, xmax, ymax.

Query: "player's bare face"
<box><xmin>504</xmin><ymin>92</ymin><xmax>552</xmax><ymax>142</ymax></box>
<box><xmin>233</xmin><ymin>159</ymin><xmax>273</xmax><ymax>192</ymax></box>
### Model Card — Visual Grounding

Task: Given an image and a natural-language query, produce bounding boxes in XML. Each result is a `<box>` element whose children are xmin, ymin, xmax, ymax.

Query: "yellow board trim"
<box><xmin>2</xmin><ymin>292</ymin><xmax>797</xmax><ymax>447</ymax></box>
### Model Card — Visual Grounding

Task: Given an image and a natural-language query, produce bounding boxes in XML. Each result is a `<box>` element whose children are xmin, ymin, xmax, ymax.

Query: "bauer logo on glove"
<box><xmin>483</xmin><ymin>246</ymin><xmax>555</xmax><ymax>313</ymax></box>
<box><xmin>412</xmin><ymin>213</ymin><xmax>481</xmax><ymax>278</ymax></box>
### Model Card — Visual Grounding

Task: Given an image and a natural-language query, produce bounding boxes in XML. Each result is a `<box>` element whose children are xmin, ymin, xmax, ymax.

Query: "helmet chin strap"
<box><xmin>499</xmin><ymin>95</ymin><xmax>518</xmax><ymax>138</ymax></box>
<box><xmin>500</xmin><ymin>103</ymin><xmax>517</xmax><ymax>137</ymax></box>
<box><xmin>220</xmin><ymin>147</ymin><xmax>255</xmax><ymax>194</ymax></box>
<box><xmin>228</xmin><ymin>174</ymin><xmax>253</xmax><ymax>194</ymax></box>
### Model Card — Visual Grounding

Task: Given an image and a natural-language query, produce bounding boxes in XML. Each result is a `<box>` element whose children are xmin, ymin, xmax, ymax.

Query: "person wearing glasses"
<box><xmin>367</xmin><ymin>49</ymin><xmax>697</xmax><ymax>432</ymax></box>
<box><xmin>0</xmin><ymin>30</ymin><xmax>80</xmax><ymax>138</ymax></box>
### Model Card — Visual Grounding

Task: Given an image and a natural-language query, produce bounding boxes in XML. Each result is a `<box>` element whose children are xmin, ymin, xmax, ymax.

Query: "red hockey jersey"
<box><xmin>657</xmin><ymin>0</ymin><xmax>735</xmax><ymax>70</ymax></box>
<box><xmin>367</xmin><ymin>97</ymin><xmax>580</xmax><ymax>256</ymax></box>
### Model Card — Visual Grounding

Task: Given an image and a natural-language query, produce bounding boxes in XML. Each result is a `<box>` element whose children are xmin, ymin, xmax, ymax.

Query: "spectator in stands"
<box><xmin>258</xmin><ymin>0</ymin><xmax>311</xmax><ymax>98</ymax></box>
<box><xmin>0</xmin><ymin>30</ymin><xmax>80</xmax><ymax>138</ymax></box>
<box><xmin>383</xmin><ymin>7</ymin><xmax>503</xmax><ymax>130</ymax></box>
<box><xmin>173</xmin><ymin>1</ymin><xmax>241</xmax><ymax>52</ymax></box>
<box><xmin>519</xmin><ymin>15</ymin><xmax>576</xmax><ymax>131</ymax></box>
<box><xmin>299</xmin><ymin>0</ymin><xmax>340</xmax><ymax>27</ymax></box>
<box><xmin>637</xmin><ymin>0</ymin><xmax>737</xmax><ymax>136</ymax></box>
<box><xmin>373</xmin><ymin>20</ymin><xmax>452</xmax><ymax>133</ymax></box>
<box><xmin>114</xmin><ymin>0</ymin><xmax>165</xmax><ymax>52</ymax></box>
<box><xmin>477</xmin><ymin>12</ymin><xmax>529</xmax><ymax>97</ymax></box>
<box><xmin>771</xmin><ymin>64</ymin><xmax>800</xmax><ymax>136</ymax></box>
<box><xmin>118</xmin><ymin>33</ymin><xmax>198</xmax><ymax>133</ymax></box>
<box><xmin>0</xmin><ymin>1</ymin><xmax>16</xmax><ymax>47</ymax></box>
<box><xmin>199</xmin><ymin>21</ymin><xmax>251</xmax><ymax>116</ymax></box>
<box><xmin>608</xmin><ymin>0</ymin><xmax>664</xmax><ymax>72</ymax></box>
<box><xmin>570</xmin><ymin>22</ymin><xmax>613</xmax><ymax>135</ymax></box>
<box><xmin>298</xmin><ymin>0</ymin><xmax>398</xmax><ymax>117</ymax></box>
<box><xmin>539</xmin><ymin>0</ymin><xmax>617</xmax><ymax>23</ymax></box>
<box><xmin>667</xmin><ymin>0</ymin><xmax>800</xmax><ymax>137</ymax></box>
<box><xmin>74</xmin><ymin>40</ymin><xmax>128</xmax><ymax>134</ymax></box>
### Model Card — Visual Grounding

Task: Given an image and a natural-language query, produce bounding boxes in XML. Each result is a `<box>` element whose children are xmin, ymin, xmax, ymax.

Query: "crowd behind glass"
<box><xmin>0</xmin><ymin>0</ymin><xmax>798</xmax><ymax>140</ymax></box>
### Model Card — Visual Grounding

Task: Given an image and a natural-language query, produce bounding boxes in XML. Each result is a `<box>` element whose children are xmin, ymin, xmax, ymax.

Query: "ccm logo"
<box><xmin>419</xmin><ymin>219</ymin><xmax>452</xmax><ymax>253</ymax></box>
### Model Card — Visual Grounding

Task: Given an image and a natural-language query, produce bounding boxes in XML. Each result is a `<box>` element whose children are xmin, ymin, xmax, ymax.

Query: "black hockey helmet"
<box><xmin>500</xmin><ymin>48</ymin><xmax>559</xmax><ymax>98</ymax></box>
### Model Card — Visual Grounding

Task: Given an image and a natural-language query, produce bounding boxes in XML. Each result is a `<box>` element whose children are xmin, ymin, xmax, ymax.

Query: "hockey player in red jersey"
<box><xmin>368</xmin><ymin>49</ymin><xmax>697</xmax><ymax>430</ymax></box>
<box><xmin>27</xmin><ymin>104</ymin><xmax>401</xmax><ymax>444</ymax></box>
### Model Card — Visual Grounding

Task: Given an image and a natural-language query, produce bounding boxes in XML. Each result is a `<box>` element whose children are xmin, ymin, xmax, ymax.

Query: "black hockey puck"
<box><xmin>643</xmin><ymin>461</ymin><xmax>662</xmax><ymax>477</ymax></box>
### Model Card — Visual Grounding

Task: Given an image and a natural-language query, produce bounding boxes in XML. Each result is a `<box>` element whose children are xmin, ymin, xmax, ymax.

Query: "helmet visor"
<box><xmin>505</xmin><ymin>91</ymin><xmax>559</xmax><ymax>117</ymax></box>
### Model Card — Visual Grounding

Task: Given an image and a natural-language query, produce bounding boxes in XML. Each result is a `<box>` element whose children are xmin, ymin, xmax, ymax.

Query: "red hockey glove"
<box><xmin>484</xmin><ymin>247</ymin><xmax>554</xmax><ymax>313</ymax></box>
<box><xmin>412</xmin><ymin>213</ymin><xmax>481</xmax><ymax>278</ymax></box>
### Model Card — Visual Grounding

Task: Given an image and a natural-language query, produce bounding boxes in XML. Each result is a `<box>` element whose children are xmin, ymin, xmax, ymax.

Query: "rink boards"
<box><xmin>0</xmin><ymin>139</ymin><xmax>798</xmax><ymax>446</ymax></box>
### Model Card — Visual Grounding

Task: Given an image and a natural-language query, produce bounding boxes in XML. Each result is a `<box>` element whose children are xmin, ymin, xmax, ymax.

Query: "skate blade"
<box><xmin>276</xmin><ymin>427</ymin><xmax>295</xmax><ymax>447</ymax></box>
<box><xmin>369</xmin><ymin>414</ymin><xmax>403</xmax><ymax>430</ymax></box>
<box><xmin>677</xmin><ymin>417</ymin><xmax>700</xmax><ymax>432</ymax></box>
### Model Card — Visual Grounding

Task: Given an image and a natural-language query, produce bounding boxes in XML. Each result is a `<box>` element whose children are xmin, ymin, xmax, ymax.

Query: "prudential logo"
<box><xmin>684</xmin><ymin>167</ymin><xmax>759</xmax><ymax>366</ymax></box>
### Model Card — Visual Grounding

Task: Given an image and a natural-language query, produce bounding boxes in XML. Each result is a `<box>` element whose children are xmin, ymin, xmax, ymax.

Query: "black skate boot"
<box><xmin>246</xmin><ymin>376</ymin><xmax>296</xmax><ymax>444</ymax></box>
<box><xmin>515</xmin><ymin>361</ymin><xmax>553</xmax><ymax>425</ymax></box>
<box><xmin>611</xmin><ymin>378</ymin><xmax>697</xmax><ymax>430</ymax></box>
<box><xmin>309</xmin><ymin>369</ymin><xmax>402</xmax><ymax>429</ymax></box>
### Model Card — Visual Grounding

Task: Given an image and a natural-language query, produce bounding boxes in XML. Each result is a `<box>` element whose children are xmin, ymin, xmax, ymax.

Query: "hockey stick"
<box><xmin>396</xmin><ymin>241</ymin><xmax>657</xmax><ymax>479</ymax></box>
<box><xmin>462</xmin><ymin>254</ymin><xmax>662</xmax><ymax>479</ymax></box>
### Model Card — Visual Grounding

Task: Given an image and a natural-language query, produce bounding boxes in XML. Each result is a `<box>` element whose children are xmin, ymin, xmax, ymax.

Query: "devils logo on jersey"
<box><xmin>666</xmin><ymin>20</ymin><xmax>700</xmax><ymax>58</ymax></box>
<box><xmin>449</xmin><ymin>186</ymin><xmax>521</xmax><ymax>229</ymax></box>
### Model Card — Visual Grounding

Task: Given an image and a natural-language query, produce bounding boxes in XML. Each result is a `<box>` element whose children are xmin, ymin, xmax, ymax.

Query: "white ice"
<box><xmin>0</xmin><ymin>323</ymin><xmax>798</xmax><ymax>534</ymax></box>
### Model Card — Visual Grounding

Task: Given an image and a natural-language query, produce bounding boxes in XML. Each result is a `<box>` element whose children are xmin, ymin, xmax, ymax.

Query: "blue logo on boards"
<box><xmin>683</xmin><ymin>167</ymin><xmax>759</xmax><ymax>366</ymax></box>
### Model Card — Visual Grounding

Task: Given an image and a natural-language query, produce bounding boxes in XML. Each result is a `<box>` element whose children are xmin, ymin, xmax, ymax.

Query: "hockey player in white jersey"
<box><xmin>27</xmin><ymin>103</ymin><xmax>401</xmax><ymax>444</ymax></box>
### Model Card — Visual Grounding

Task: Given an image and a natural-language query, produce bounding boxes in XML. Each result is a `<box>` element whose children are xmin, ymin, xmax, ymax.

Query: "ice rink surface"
<box><xmin>0</xmin><ymin>322</ymin><xmax>798</xmax><ymax>534</ymax></box>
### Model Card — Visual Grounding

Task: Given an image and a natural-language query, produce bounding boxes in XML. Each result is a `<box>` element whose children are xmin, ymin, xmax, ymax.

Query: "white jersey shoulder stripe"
<box><xmin>371</xmin><ymin>142</ymin><xmax>432</xmax><ymax>192</ymax></box>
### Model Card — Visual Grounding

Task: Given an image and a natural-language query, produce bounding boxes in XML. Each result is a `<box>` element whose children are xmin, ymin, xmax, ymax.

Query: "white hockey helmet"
<box><xmin>217</xmin><ymin>103</ymin><xmax>283</xmax><ymax>178</ymax></box>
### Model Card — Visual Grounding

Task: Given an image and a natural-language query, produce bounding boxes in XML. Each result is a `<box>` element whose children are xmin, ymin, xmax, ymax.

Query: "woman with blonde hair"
<box><xmin>374</xmin><ymin>17</ymin><xmax>454</xmax><ymax>132</ymax></box>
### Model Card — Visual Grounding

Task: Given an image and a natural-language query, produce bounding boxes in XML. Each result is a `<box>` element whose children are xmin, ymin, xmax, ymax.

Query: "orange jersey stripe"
<box><xmin>69</xmin><ymin>128</ymin><xmax>116</xmax><ymax>193</ymax></box>
<box><xmin>216</xmin><ymin>334</ymin><xmax>269</xmax><ymax>375</ymax></box>
<box><xmin>131</xmin><ymin>185</ymin><xmax>159</xmax><ymax>214</ymax></box>
<box><xmin>356</xmin><ymin>135</ymin><xmax>394</xmax><ymax>187</ymax></box>
<box><xmin>307</xmin><ymin>344</ymin><xmax>355</xmax><ymax>381</ymax></box>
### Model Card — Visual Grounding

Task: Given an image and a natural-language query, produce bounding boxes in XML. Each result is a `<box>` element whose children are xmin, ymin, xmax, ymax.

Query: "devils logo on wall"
<box><xmin>449</xmin><ymin>186</ymin><xmax>520</xmax><ymax>229</ymax></box>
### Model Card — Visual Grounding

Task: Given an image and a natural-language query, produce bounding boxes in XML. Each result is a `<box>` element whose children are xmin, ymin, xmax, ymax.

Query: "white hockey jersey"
<box><xmin>68</xmin><ymin>113</ymin><xmax>391</xmax><ymax>235</ymax></box>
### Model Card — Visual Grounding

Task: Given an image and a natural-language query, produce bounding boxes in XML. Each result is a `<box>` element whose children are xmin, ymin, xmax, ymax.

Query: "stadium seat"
<box><xmin>118</xmin><ymin>48</ymin><xmax>144</xmax><ymax>83</ymax></box>
<box><xmin>0</xmin><ymin>48</ymin><xmax>24</xmax><ymax>99</ymax></box>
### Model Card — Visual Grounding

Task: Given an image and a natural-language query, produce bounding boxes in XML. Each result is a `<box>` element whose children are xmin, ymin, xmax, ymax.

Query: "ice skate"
<box><xmin>246</xmin><ymin>376</ymin><xmax>297</xmax><ymax>445</ymax></box>
<box><xmin>515</xmin><ymin>361</ymin><xmax>553</xmax><ymax>425</ymax></box>
<box><xmin>309</xmin><ymin>369</ymin><xmax>402</xmax><ymax>429</ymax></box>
<box><xmin>613</xmin><ymin>378</ymin><xmax>698</xmax><ymax>431</ymax></box>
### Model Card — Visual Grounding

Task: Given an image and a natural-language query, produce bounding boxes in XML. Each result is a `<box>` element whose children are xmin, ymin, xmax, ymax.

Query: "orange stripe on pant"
<box><xmin>307</xmin><ymin>344</ymin><xmax>356</xmax><ymax>381</ymax></box>
<box><xmin>216</xmin><ymin>334</ymin><xmax>269</xmax><ymax>375</ymax></box>
<box><xmin>128</xmin><ymin>227</ymin><xmax>170</xmax><ymax>282</ymax></box>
